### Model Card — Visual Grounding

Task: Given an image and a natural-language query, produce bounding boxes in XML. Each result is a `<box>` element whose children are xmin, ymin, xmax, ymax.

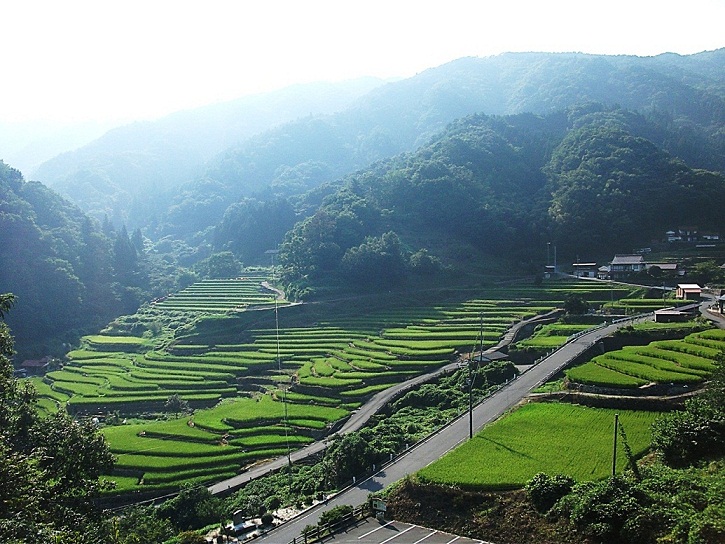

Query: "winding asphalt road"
<box><xmin>207</xmin><ymin>310</ymin><xmax>560</xmax><ymax>496</ymax></box>
<box><xmin>254</xmin><ymin>314</ymin><xmax>653</xmax><ymax>543</ymax></box>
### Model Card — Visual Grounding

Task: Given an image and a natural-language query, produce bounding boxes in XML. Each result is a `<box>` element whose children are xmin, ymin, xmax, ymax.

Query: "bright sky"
<box><xmin>2</xmin><ymin>0</ymin><xmax>724</xmax><ymax>124</ymax></box>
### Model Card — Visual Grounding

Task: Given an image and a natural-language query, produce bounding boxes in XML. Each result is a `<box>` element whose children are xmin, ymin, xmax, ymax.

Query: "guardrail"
<box><xmin>530</xmin><ymin>312</ymin><xmax>652</xmax><ymax>389</ymax></box>
<box><xmin>286</xmin><ymin>504</ymin><xmax>370</xmax><ymax>544</ymax></box>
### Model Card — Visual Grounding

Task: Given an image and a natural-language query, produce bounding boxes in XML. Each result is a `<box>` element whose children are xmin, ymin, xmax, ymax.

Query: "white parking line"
<box><xmin>380</xmin><ymin>525</ymin><xmax>415</xmax><ymax>544</ymax></box>
<box><xmin>358</xmin><ymin>520</ymin><xmax>396</xmax><ymax>539</ymax></box>
<box><xmin>412</xmin><ymin>529</ymin><xmax>437</xmax><ymax>543</ymax></box>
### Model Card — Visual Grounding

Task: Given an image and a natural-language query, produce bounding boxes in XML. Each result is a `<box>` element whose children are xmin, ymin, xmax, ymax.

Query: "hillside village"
<box><xmin>2</xmin><ymin>42</ymin><xmax>725</xmax><ymax>543</ymax></box>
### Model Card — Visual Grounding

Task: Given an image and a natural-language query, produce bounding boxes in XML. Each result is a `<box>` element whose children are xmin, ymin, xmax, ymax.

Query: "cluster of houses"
<box><xmin>567</xmin><ymin>254</ymin><xmax>704</xmax><ymax>302</ymax></box>
<box><xmin>14</xmin><ymin>355</ymin><xmax>54</xmax><ymax>377</ymax></box>
<box><xmin>666</xmin><ymin>227</ymin><xmax>720</xmax><ymax>244</ymax></box>
<box><xmin>571</xmin><ymin>254</ymin><xmax>685</xmax><ymax>281</ymax></box>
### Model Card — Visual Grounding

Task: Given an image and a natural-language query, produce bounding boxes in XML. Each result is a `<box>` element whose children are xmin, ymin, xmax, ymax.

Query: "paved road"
<box><xmin>208</xmin><ymin>360</ymin><xmax>461</xmax><ymax>496</ymax></box>
<box><xmin>255</xmin><ymin>315</ymin><xmax>649</xmax><ymax>544</ymax></box>
<box><xmin>208</xmin><ymin>311</ymin><xmax>559</xmax><ymax>496</ymax></box>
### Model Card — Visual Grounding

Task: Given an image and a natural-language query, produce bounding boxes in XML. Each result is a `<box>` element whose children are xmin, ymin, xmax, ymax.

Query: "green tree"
<box><xmin>165</xmin><ymin>393</ymin><xmax>191</xmax><ymax>417</ymax></box>
<box><xmin>0</xmin><ymin>293</ymin><xmax>115</xmax><ymax>543</ymax></box>
<box><xmin>563</xmin><ymin>293</ymin><xmax>589</xmax><ymax>315</ymax></box>
<box><xmin>108</xmin><ymin>505</ymin><xmax>174</xmax><ymax>544</ymax></box>
<box><xmin>322</xmin><ymin>433</ymin><xmax>374</xmax><ymax>487</ymax></box>
<box><xmin>651</xmin><ymin>352</ymin><xmax>725</xmax><ymax>466</ymax></box>
<box><xmin>340</xmin><ymin>231</ymin><xmax>408</xmax><ymax>286</ymax></box>
<box><xmin>113</xmin><ymin>225</ymin><xmax>139</xmax><ymax>284</ymax></box>
<box><xmin>157</xmin><ymin>484</ymin><xmax>223</xmax><ymax>531</ymax></box>
<box><xmin>195</xmin><ymin>251</ymin><xmax>242</xmax><ymax>279</ymax></box>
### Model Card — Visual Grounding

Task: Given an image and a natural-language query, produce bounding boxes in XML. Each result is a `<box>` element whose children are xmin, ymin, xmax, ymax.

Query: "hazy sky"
<box><xmin>2</xmin><ymin>0</ymin><xmax>724</xmax><ymax>124</ymax></box>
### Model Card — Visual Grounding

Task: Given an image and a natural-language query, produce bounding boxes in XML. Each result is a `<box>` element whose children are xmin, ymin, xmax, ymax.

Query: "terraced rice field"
<box><xmin>417</xmin><ymin>403</ymin><xmax>658</xmax><ymax>489</ymax></box>
<box><xmin>602</xmin><ymin>297</ymin><xmax>678</xmax><ymax>314</ymax></box>
<box><xmin>152</xmin><ymin>273</ymin><xmax>285</xmax><ymax>312</ymax></box>
<box><xmin>566</xmin><ymin>328</ymin><xmax>724</xmax><ymax>388</ymax></box>
<box><xmin>34</xmin><ymin>276</ymin><xmax>643</xmax><ymax>494</ymax></box>
<box><xmin>516</xmin><ymin>323</ymin><xmax>594</xmax><ymax>349</ymax></box>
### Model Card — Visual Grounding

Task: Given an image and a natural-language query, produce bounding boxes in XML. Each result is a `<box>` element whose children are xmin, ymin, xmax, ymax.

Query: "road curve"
<box><xmin>254</xmin><ymin>314</ymin><xmax>651</xmax><ymax>543</ymax></box>
<box><xmin>208</xmin><ymin>310</ymin><xmax>559</xmax><ymax>496</ymax></box>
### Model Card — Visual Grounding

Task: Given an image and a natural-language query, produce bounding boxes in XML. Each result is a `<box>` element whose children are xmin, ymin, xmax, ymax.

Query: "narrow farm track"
<box><xmin>253</xmin><ymin>313</ymin><xmax>654</xmax><ymax>544</ymax></box>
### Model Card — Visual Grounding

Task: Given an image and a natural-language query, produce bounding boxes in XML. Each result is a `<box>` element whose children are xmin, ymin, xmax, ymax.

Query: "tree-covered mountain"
<box><xmin>0</xmin><ymin>160</ymin><xmax>185</xmax><ymax>359</ymax></box>
<box><xmin>33</xmin><ymin>50</ymin><xmax>725</xmax><ymax>251</ymax></box>
<box><xmin>277</xmin><ymin>105</ymin><xmax>725</xmax><ymax>297</ymax></box>
<box><xmin>34</xmin><ymin>78</ymin><xmax>385</xmax><ymax>229</ymax></box>
<box><xmin>166</xmin><ymin>49</ymin><xmax>725</xmax><ymax>255</ymax></box>
<box><xmin>4</xmin><ymin>49</ymin><xmax>725</xmax><ymax>356</ymax></box>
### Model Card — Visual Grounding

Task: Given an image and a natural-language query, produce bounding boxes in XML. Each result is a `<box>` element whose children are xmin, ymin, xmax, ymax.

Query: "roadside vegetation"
<box><xmin>383</xmin><ymin>321</ymin><xmax>725</xmax><ymax>544</ymax></box>
<box><xmin>27</xmin><ymin>275</ymin><xmax>644</xmax><ymax>495</ymax></box>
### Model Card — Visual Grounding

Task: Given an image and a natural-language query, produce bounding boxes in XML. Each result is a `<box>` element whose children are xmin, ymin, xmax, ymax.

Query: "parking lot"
<box><xmin>312</xmin><ymin>519</ymin><xmax>490</xmax><ymax>544</ymax></box>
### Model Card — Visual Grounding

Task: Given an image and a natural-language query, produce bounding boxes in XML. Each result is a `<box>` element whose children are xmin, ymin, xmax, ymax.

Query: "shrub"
<box><xmin>553</xmin><ymin>476</ymin><xmax>651</xmax><ymax>543</ymax></box>
<box><xmin>264</xmin><ymin>495</ymin><xmax>282</xmax><ymax>512</ymax></box>
<box><xmin>525</xmin><ymin>472</ymin><xmax>575</xmax><ymax>513</ymax></box>
<box><xmin>318</xmin><ymin>504</ymin><xmax>353</xmax><ymax>527</ymax></box>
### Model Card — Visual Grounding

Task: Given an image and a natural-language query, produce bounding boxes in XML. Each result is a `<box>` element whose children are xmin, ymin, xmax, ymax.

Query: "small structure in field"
<box><xmin>676</xmin><ymin>284</ymin><xmax>702</xmax><ymax>300</ymax></box>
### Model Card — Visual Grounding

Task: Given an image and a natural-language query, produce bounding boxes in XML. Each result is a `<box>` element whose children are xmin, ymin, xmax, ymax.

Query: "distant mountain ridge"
<box><xmin>33</xmin><ymin>78</ymin><xmax>385</xmax><ymax>227</ymax></box>
<box><xmin>31</xmin><ymin>49</ymin><xmax>725</xmax><ymax>237</ymax></box>
<box><xmin>276</xmin><ymin>105</ymin><xmax>725</xmax><ymax>298</ymax></box>
<box><xmin>3</xmin><ymin>48</ymin><xmax>725</xmax><ymax>357</ymax></box>
<box><xmin>161</xmin><ymin>49</ymin><xmax>725</xmax><ymax>243</ymax></box>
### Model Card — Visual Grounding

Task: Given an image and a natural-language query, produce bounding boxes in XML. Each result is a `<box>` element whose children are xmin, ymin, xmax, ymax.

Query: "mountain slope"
<box><xmin>277</xmin><ymin>106</ymin><xmax>725</xmax><ymax>297</ymax></box>
<box><xmin>163</xmin><ymin>49</ymin><xmax>725</xmax><ymax>248</ymax></box>
<box><xmin>0</xmin><ymin>161</ymin><xmax>122</xmax><ymax>358</ymax></box>
<box><xmin>33</xmin><ymin>78</ymin><xmax>385</xmax><ymax>227</ymax></box>
<box><xmin>30</xmin><ymin>50</ymin><xmax>725</xmax><ymax>244</ymax></box>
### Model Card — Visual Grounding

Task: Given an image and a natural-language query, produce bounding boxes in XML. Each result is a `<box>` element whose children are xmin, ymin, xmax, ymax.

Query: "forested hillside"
<box><xmin>277</xmin><ymin>106</ymin><xmax>725</xmax><ymax>297</ymax></box>
<box><xmin>170</xmin><ymin>49</ymin><xmax>725</xmax><ymax>256</ymax></box>
<box><xmin>4</xmin><ymin>49</ymin><xmax>725</xmax><ymax>357</ymax></box>
<box><xmin>33</xmin><ymin>50</ymin><xmax>725</xmax><ymax>246</ymax></box>
<box><xmin>34</xmin><ymin>78</ymin><xmax>385</xmax><ymax>229</ymax></box>
<box><xmin>0</xmin><ymin>161</ymin><xmax>193</xmax><ymax>359</ymax></box>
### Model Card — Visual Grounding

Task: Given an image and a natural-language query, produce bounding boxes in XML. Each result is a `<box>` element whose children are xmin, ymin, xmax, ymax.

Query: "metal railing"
<box><xmin>286</xmin><ymin>504</ymin><xmax>370</xmax><ymax>544</ymax></box>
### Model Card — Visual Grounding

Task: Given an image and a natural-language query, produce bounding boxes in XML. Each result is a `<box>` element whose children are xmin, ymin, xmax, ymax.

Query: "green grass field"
<box><xmin>31</xmin><ymin>275</ymin><xmax>648</xmax><ymax>493</ymax></box>
<box><xmin>417</xmin><ymin>403</ymin><xmax>658</xmax><ymax>489</ymax></box>
<box><xmin>566</xmin><ymin>327</ymin><xmax>724</xmax><ymax>388</ymax></box>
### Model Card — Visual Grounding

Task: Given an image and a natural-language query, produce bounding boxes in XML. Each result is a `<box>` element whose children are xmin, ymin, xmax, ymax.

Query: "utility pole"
<box><xmin>468</xmin><ymin>313</ymin><xmax>485</xmax><ymax>440</ymax></box>
<box><xmin>547</xmin><ymin>242</ymin><xmax>550</xmax><ymax>267</ymax></box>
<box><xmin>612</xmin><ymin>413</ymin><xmax>619</xmax><ymax>477</ymax></box>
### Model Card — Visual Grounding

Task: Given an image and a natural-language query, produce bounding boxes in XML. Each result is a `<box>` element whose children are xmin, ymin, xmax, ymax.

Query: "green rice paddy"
<box><xmin>417</xmin><ymin>403</ymin><xmax>658</xmax><ymax>489</ymax></box>
<box><xmin>566</xmin><ymin>328</ymin><xmax>724</xmax><ymax>388</ymax></box>
<box><xmin>31</xmin><ymin>274</ymin><xmax>651</xmax><ymax>493</ymax></box>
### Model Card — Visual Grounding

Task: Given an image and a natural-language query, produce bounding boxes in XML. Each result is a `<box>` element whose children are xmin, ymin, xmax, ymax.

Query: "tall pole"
<box><xmin>469</xmin><ymin>368</ymin><xmax>473</xmax><ymax>439</ymax></box>
<box><xmin>469</xmin><ymin>312</ymin><xmax>484</xmax><ymax>440</ymax></box>
<box><xmin>547</xmin><ymin>242</ymin><xmax>550</xmax><ymax>267</ymax></box>
<box><xmin>612</xmin><ymin>413</ymin><xmax>619</xmax><ymax>477</ymax></box>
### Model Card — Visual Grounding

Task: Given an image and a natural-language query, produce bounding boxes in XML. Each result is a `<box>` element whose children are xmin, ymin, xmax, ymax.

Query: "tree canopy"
<box><xmin>0</xmin><ymin>294</ymin><xmax>115</xmax><ymax>543</ymax></box>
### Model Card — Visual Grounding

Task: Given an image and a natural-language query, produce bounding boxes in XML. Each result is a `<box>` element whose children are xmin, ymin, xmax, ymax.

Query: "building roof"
<box><xmin>21</xmin><ymin>357</ymin><xmax>51</xmax><ymax>368</ymax></box>
<box><xmin>677</xmin><ymin>284</ymin><xmax>702</xmax><ymax>290</ymax></box>
<box><xmin>611</xmin><ymin>254</ymin><xmax>644</xmax><ymax>265</ymax></box>
<box><xmin>572</xmin><ymin>262</ymin><xmax>597</xmax><ymax>268</ymax></box>
<box><xmin>647</xmin><ymin>262</ymin><xmax>679</xmax><ymax>271</ymax></box>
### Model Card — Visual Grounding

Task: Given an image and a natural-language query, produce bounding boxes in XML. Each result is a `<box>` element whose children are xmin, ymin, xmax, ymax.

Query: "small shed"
<box><xmin>20</xmin><ymin>356</ymin><xmax>52</xmax><ymax>376</ymax></box>
<box><xmin>676</xmin><ymin>283</ymin><xmax>702</xmax><ymax>300</ymax></box>
<box><xmin>654</xmin><ymin>308</ymin><xmax>692</xmax><ymax>323</ymax></box>
<box><xmin>572</xmin><ymin>262</ymin><xmax>598</xmax><ymax>278</ymax></box>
